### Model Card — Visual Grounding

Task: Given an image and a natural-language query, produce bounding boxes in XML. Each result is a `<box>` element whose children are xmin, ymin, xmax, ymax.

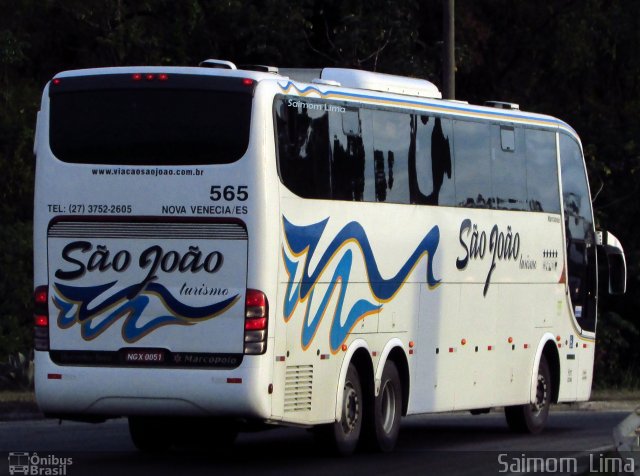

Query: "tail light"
<box><xmin>132</xmin><ymin>73</ymin><xmax>169</xmax><ymax>81</ymax></box>
<box><xmin>34</xmin><ymin>285</ymin><xmax>50</xmax><ymax>351</ymax></box>
<box><xmin>244</xmin><ymin>289</ymin><xmax>268</xmax><ymax>355</ymax></box>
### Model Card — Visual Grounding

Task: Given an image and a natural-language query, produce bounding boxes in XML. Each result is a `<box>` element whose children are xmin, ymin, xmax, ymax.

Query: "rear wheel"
<box><xmin>372</xmin><ymin>360</ymin><xmax>402</xmax><ymax>452</ymax></box>
<box><xmin>505</xmin><ymin>354</ymin><xmax>552</xmax><ymax>434</ymax></box>
<box><xmin>316</xmin><ymin>363</ymin><xmax>363</xmax><ymax>456</ymax></box>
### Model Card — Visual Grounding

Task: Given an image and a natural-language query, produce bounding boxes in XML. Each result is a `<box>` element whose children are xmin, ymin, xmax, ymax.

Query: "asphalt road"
<box><xmin>0</xmin><ymin>409</ymin><xmax>633</xmax><ymax>476</ymax></box>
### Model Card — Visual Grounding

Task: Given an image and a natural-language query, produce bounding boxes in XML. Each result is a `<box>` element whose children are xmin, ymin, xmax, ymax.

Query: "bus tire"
<box><xmin>505</xmin><ymin>354</ymin><xmax>551</xmax><ymax>434</ymax></box>
<box><xmin>372</xmin><ymin>360</ymin><xmax>402</xmax><ymax>452</ymax></box>
<box><xmin>128</xmin><ymin>416</ymin><xmax>171</xmax><ymax>452</ymax></box>
<box><xmin>325</xmin><ymin>363</ymin><xmax>363</xmax><ymax>456</ymax></box>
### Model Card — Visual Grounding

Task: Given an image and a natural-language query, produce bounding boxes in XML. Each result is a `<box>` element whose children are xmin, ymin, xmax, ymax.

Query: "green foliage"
<box><xmin>594</xmin><ymin>312</ymin><xmax>640</xmax><ymax>389</ymax></box>
<box><xmin>455</xmin><ymin>0</ymin><xmax>640</xmax><ymax>388</ymax></box>
<box><xmin>0</xmin><ymin>352</ymin><xmax>34</xmax><ymax>391</ymax></box>
<box><xmin>0</xmin><ymin>0</ymin><xmax>638</xmax><ymax>385</ymax></box>
<box><xmin>0</xmin><ymin>222</ymin><xmax>33</xmax><ymax>361</ymax></box>
<box><xmin>302</xmin><ymin>0</ymin><xmax>432</xmax><ymax>74</ymax></box>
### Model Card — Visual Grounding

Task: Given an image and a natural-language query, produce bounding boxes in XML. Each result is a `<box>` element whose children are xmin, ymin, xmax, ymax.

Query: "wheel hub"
<box><xmin>531</xmin><ymin>373</ymin><xmax>548</xmax><ymax>415</ymax></box>
<box><xmin>342</xmin><ymin>383</ymin><xmax>359</xmax><ymax>433</ymax></box>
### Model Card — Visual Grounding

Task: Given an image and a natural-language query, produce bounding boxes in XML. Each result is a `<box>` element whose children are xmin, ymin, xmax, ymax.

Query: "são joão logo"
<box><xmin>456</xmin><ymin>219</ymin><xmax>521</xmax><ymax>296</ymax></box>
<box><xmin>55</xmin><ymin>241</ymin><xmax>224</xmax><ymax>283</ymax></box>
<box><xmin>51</xmin><ymin>241</ymin><xmax>238</xmax><ymax>342</ymax></box>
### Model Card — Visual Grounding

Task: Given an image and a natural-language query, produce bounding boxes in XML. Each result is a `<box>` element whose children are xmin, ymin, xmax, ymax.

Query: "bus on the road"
<box><xmin>33</xmin><ymin>60</ymin><xmax>626</xmax><ymax>454</ymax></box>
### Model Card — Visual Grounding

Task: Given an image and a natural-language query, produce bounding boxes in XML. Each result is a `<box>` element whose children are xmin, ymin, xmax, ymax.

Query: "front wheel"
<box><xmin>505</xmin><ymin>354</ymin><xmax>552</xmax><ymax>434</ymax></box>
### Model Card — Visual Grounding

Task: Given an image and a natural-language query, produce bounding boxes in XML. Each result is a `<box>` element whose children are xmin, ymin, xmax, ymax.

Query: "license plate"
<box><xmin>123</xmin><ymin>349</ymin><xmax>165</xmax><ymax>364</ymax></box>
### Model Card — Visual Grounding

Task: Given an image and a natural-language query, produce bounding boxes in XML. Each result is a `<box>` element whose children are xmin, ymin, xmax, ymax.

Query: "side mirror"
<box><xmin>596</xmin><ymin>230</ymin><xmax>626</xmax><ymax>295</ymax></box>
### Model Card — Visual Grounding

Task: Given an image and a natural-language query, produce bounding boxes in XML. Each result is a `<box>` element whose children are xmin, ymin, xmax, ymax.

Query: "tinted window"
<box><xmin>492</xmin><ymin>125</ymin><xmax>527</xmax><ymax>210</ymax></box>
<box><xmin>371</xmin><ymin>110</ymin><xmax>411</xmax><ymax>203</ymax></box>
<box><xmin>453</xmin><ymin>121</ymin><xmax>492</xmax><ymax>208</ymax></box>
<box><xmin>414</xmin><ymin>116</ymin><xmax>455</xmax><ymax>206</ymax></box>
<box><xmin>275</xmin><ymin>98</ymin><xmax>331</xmax><ymax>199</ymax></box>
<box><xmin>50</xmin><ymin>75</ymin><xmax>252</xmax><ymax>165</ymax></box>
<box><xmin>526</xmin><ymin>129</ymin><xmax>561</xmax><ymax>213</ymax></box>
<box><xmin>275</xmin><ymin>96</ymin><xmax>563</xmax><ymax>216</ymax></box>
<box><xmin>559</xmin><ymin>133</ymin><xmax>596</xmax><ymax>332</ymax></box>
<box><xmin>277</xmin><ymin>96</ymin><xmax>418</xmax><ymax>204</ymax></box>
<box><xmin>560</xmin><ymin>135</ymin><xmax>593</xmax><ymax>227</ymax></box>
<box><xmin>330</xmin><ymin>106</ymin><xmax>375</xmax><ymax>201</ymax></box>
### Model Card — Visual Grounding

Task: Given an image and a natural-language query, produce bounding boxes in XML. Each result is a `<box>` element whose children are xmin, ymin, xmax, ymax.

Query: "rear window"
<box><xmin>49</xmin><ymin>74</ymin><xmax>253</xmax><ymax>165</ymax></box>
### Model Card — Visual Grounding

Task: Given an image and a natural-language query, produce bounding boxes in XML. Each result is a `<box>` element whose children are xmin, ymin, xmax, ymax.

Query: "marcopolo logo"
<box><xmin>8</xmin><ymin>452</ymin><xmax>72</xmax><ymax>475</ymax></box>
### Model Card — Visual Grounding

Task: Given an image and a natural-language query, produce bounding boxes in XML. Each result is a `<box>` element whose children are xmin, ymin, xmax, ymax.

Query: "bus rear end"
<box><xmin>33</xmin><ymin>67</ymin><xmax>276</xmax><ymax>431</ymax></box>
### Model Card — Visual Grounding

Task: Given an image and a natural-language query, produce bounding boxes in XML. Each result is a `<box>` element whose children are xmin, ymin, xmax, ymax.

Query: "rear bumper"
<box><xmin>34</xmin><ymin>351</ymin><xmax>273</xmax><ymax>420</ymax></box>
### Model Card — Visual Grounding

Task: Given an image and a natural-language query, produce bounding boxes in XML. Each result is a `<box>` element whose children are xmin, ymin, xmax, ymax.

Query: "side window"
<box><xmin>526</xmin><ymin>129</ymin><xmax>561</xmax><ymax>213</ymax></box>
<box><xmin>561</xmin><ymin>135</ymin><xmax>593</xmax><ymax>226</ymax></box>
<box><xmin>275</xmin><ymin>97</ymin><xmax>330</xmax><ymax>199</ymax></box>
<box><xmin>453</xmin><ymin>120</ymin><xmax>492</xmax><ymax>208</ymax></box>
<box><xmin>559</xmin><ymin>133</ymin><xmax>597</xmax><ymax>332</ymax></box>
<box><xmin>370</xmin><ymin>109</ymin><xmax>411</xmax><ymax>203</ymax></box>
<box><xmin>414</xmin><ymin>115</ymin><xmax>455</xmax><ymax>206</ymax></box>
<box><xmin>275</xmin><ymin>96</ymin><xmax>566</xmax><ymax>220</ymax></box>
<box><xmin>329</xmin><ymin>107</ymin><xmax>371</xmax><ymax>201</ymax></box>
<box><xmin>492</xmin><ymin>125</ymin><xmax>527</xmax><ymax>210</ymax></box>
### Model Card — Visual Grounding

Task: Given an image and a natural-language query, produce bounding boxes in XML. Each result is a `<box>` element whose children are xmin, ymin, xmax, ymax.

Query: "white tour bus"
<box><xmin>33</xmin><ymin>60</ymin><xmax>626</xmax><ymax>454</ymax></box>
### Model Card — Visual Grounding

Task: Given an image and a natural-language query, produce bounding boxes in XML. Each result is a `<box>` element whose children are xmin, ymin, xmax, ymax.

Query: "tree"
<box><xmin>0</xmin><ymin>0</ymin><xmax>637</xmax><ymax>384</ymax></box>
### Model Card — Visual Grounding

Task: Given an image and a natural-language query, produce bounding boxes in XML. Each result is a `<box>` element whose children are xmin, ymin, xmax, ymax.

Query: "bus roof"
<box><xmin>50</xmin><ymin>62</ymin><xmax>578</xmax><ymax>138</ymax></box>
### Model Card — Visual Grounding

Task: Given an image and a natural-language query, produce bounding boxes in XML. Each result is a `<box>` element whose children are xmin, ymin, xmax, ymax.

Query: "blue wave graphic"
<box><xmin>282</xmin><ymin>217</ymin><xmax>440</xmax><ymax>352</ymax></box>
<box><xmin>53</xmin><ymin>281</ymin><xmax>239</xmax><ymax>342</ymax></box>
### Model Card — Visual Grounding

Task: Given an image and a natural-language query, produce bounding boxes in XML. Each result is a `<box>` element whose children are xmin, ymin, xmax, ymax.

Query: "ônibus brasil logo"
<box><xmin>8</xmin><ymin>452</ymin><xmax>72</xmax><ymax>475</ymax></box>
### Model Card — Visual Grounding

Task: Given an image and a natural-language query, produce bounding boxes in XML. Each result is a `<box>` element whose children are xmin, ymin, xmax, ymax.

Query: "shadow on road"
<box><xmin>40</xmin><ymin>412</ymin><xmax>601</xmax><ymax>476</ymax></box>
